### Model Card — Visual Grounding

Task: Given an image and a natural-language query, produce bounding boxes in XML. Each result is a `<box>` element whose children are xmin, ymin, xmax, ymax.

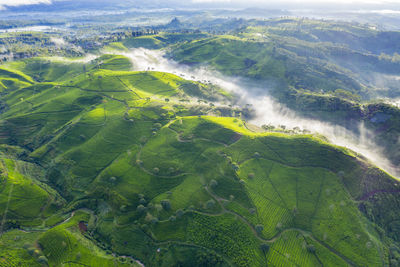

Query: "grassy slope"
<box><xmin>0</xmin><ymin>55</ymin><xmax>398</xmax><ymax>266</ymax></box>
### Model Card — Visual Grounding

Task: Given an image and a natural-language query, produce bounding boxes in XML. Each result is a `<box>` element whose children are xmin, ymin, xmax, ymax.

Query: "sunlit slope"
<box><xmin>5</xmin><ymin>54</ymin><xmax>132</xmax><ymax>83</ymax></box>
<box><xmin>0</xmin><ymin>56</ymin><xmax>399</xmax><ymax>266</ymax></box>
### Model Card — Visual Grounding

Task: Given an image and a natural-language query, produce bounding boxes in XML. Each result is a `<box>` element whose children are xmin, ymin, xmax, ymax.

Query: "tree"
<box><xmin>137</xmin><ymin>204</ymin><xmax>146</xmax><ymax>213</ymax></box>
<box><xmin>306</xmin><ymin>244</ymin><xmax>316</xmax><ymax>253</ymax></box>
<box><xmin>232</xmin><ymin>163</ymin><xmax>239</xmax><ymax>171</ymax></box>
<box><xmin>27</xmin><ymin>247</ymin><xmax>35</xmax><ymax>255</ymax></box>
<box><xmin>176</xmin><ymin>209</ymin><xmax>184</xmax><ymax>217</ymax></box>
<box><xmin>120</xmin><ymin>205</ymin><xmax>127</xmax><ymax>212</ymax></box>
<box><xmin>206</xmin><ymin>199</ymin><xmax>216</xmax><ymax>209</ymax></box>
<box><xmin>262</xmin><ymin>124</ymin><xmax>275</xmax><ymax>131</ymax></box>
<box><xmin>153</xmin><ymin>123</ymin><xmax>162</xmax><ymax>129</ymax></box>
<box><xmin>109</xmin><ymin>176</ymin><xmax>117</xmax><ymax>185</ymax></box>
<box><xmin>260</xmin><ymin>243</ymin><xmax>270</xmax><ymax>254</ymax></box>
<box><xmin>255</xmin><ymin>224</ymin><xmax>264</xmax><ymax>233</ymax></box>
<box><xmin>210</xmin><ymin>179</ymin><xmax>218</xmax><ymax>188</ymax></box>
<box><xmin>161</xmin><ymin>199</ymin><xmax>171</xmax><ymax>211</ymax></box>
<box><xmin>37</xmin><ymin>256</ymin><xmax>48</xmax><ymax>265</ymax></box>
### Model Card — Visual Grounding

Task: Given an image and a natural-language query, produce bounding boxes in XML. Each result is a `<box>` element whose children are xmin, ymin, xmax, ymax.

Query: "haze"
<box><xmin>2</xmin><ymin>0</ymin><xmax>400</xmax><ymax>9</ymax></box>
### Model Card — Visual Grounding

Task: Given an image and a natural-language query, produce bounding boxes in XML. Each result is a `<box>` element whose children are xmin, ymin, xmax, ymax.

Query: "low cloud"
<box><xmin>0</xmin><ymin>0</ymin><xmax>51</xmax><ymax>9</ymax></box>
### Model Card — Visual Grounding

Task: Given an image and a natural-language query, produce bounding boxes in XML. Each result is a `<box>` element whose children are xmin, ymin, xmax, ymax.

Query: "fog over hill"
<box><xmin>117</xmin><ymin>48</ymin><xmax>400</xmax><ymax>178</ymax></box>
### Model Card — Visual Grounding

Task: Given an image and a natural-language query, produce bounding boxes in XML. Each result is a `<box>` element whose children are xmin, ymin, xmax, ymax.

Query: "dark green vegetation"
<box><xmin>0</xmin><ymin>51</ymin><xmax>399</xmax><ymax>267</ymax></box>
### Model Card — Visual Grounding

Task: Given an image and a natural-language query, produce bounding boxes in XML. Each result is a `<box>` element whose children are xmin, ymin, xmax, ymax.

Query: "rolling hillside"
<box><xmin>0</xmin><ymin>54</ymin><xmax>399</xmax><ymax>266</ymax></box>
<box><xmin>167</xmin><ymin>19</ymin><xmax>400</xmax><ymax>173</ymax></box>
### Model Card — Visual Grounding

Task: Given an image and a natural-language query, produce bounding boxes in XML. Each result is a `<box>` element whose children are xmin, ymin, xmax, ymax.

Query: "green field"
<box><xmin>0</xmin><ymin>52</ymin><xmax>398</xmax><ymax>266</ymax></box>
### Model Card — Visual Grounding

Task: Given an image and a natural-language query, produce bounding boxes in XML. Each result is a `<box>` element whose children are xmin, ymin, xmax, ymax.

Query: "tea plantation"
<box><xmin>0</xmin><ymin>54</ymin><xmax>399</xmax><ymax>266</ymax></box>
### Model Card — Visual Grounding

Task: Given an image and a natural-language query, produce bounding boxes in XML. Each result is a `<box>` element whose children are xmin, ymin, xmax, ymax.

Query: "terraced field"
<box><xmin>0</xmin><ymin>53</ymin><xmax>398</xmax><ymax>266</ymax></box>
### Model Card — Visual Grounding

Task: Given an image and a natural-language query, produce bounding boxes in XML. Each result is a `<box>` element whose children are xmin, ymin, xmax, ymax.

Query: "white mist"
<box><xmin>109</xmin><ymin>48</ymin><xmax>399</xmax><ymax>178</ymax></box>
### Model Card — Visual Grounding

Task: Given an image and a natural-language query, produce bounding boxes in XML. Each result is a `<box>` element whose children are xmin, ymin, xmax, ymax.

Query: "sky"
<box><xmin>1</xmin><ymin>0</ymin><xmax>400</xmax><ymax>10</ymax></box>
<box><xmin>1</xmin><ymin>0</ymin><xmax>400</xmax><ymax>5</ymax></box>
<box><xmin>0</xmin><ymin>0</ymin><xmax>50</xmax><ymax>6</ymax></box>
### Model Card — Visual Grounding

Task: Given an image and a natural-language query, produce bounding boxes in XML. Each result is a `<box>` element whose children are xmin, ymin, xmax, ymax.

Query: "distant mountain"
<box><xmin>3</xmin><ymin>0</ymin><xmax>133</xmax><ymax>12</ymax></box>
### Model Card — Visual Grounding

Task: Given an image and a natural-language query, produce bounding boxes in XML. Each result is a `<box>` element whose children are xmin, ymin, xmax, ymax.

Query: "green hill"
<box><xmin>0</xmin><ymin>54</ymin><xmax>399</xmax><ymax>266</ymax></box>
<box><xmin>167</xmin><ymin>20</ymin><xmax>400</xmax><ymax>176</ymax></box>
